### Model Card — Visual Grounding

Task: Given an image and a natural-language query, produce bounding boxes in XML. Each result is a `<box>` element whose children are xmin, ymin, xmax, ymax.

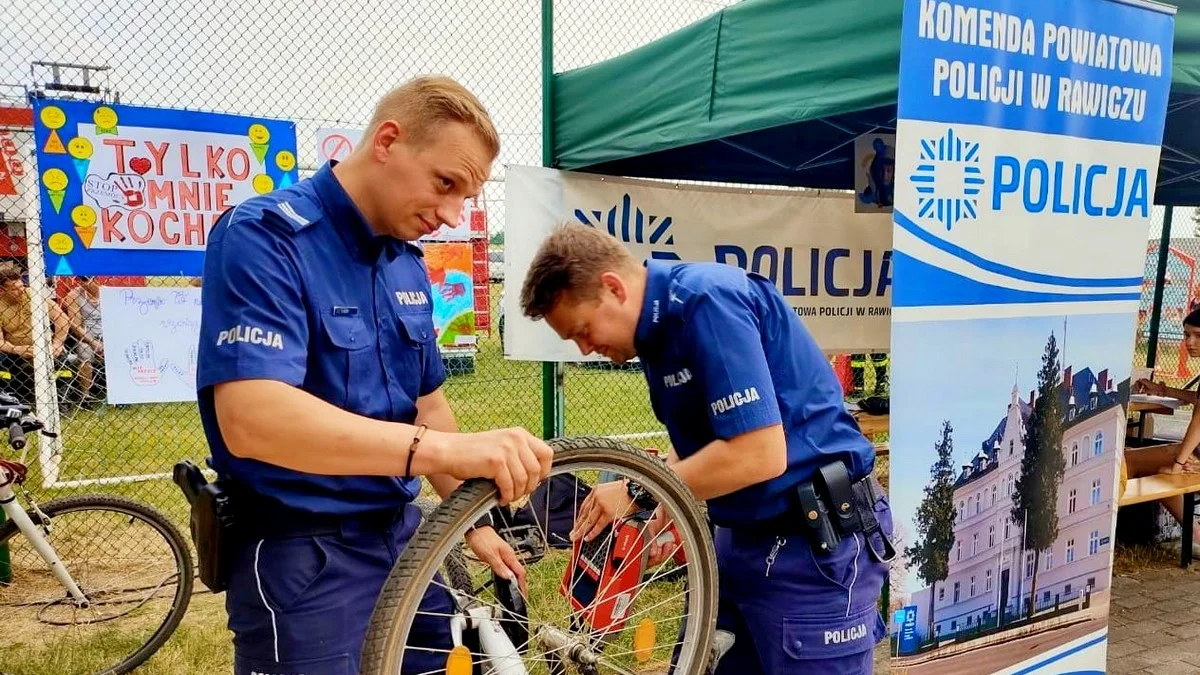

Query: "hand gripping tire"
<box><xmin>359</xmin><ymin>436</ymin><xmax>719</xmax><ymax>675</ymax></box>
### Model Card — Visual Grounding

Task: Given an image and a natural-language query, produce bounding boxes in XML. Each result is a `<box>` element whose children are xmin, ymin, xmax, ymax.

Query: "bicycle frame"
<box><xmin>0</xmin><ymin>470</ymin><xmax>88</xmax><ymax>605</ymax></box>
<box><xmin>447</xmin><ymin>588</ymin><xmax>527</xmax><ymax>675</ymax></box>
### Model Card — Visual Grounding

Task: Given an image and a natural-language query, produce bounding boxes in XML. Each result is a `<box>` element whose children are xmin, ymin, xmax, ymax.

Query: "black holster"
<box><xmin>795</xmin><ymin>460</ymin><xmax>896</xmax><ymax>564</ymax></box>
<box><xmin>173</xmin><ymin>460</ymin><xmax>239</xmax><ymax>593</ymax></box>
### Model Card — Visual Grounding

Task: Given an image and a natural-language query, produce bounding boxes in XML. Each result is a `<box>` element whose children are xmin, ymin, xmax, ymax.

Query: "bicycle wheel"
<box><xmin>360</xmin><ymin>436</ymin><xmax>718</xmax><ymax>675</ymax></box>
<box><xmin>414</xmin><ymin>497</ymin><xmax>475</xmax><ymax>595</ymax></box>
<box><xmin>0</xmin><ymin>494</ymin><xmax>194</xmax><ymax>675</ymax></box>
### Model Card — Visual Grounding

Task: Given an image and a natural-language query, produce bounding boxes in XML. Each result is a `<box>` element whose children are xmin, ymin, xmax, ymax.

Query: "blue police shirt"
<box><xmin>635</xmin><ymin>260</ymin><xmax>874</xmax><ymax>527</ymax></box>
<box><xmin>195</xmin><ymin>163</ymin><xmax>446</xmax><ymax>515</ymax></box>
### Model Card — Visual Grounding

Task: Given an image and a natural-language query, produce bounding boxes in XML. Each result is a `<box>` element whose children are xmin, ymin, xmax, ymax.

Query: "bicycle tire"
<box><xmin>0</xmin><ymin>493</ymin><xmax>194</xmax><ymax>675</ymax></box>
<box><xmin>413</xmin><ymin>497</ymin><xmax>474</xmax><ymax>594</ymax></box>
<box><xmin>359</xmin><ymin>436</ymin><xmax>719</xmax><ymax>675</ymax></box>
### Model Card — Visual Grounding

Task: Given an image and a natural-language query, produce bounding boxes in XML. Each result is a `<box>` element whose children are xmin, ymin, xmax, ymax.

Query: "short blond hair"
<box><xmin>520</xmin><ymin>222</ymin><xmax>638</xmax><ymax>320</ymax></box>
<box><xmin>366</xmin><ymin>76</ymin><xmax>500</xmax><ymax>158</ymax></box>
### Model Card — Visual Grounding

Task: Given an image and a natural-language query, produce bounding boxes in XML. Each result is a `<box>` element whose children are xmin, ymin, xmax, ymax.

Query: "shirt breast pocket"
<box><xmin>395</xmin><ymin>312</ymin><xmax>438</xmax><ymax>394</ymax></box>
<box><xmin>317</xmin><ymin>314</ymin><xmax>374</xmax><ymax>408</ymax></box>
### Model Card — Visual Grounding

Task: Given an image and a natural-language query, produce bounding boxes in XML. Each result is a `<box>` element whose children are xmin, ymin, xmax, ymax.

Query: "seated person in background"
<box><xmin>0</xmin><ymin>264</ymin><xmax>69</xmax><ymax>401</ymax></box>
<box><xmin>1130</xmin><ymin>307</ymin><xmax>1200</xmax><ymax>555</ymax></box>
<box><xmin>64</xmin><ymin>276</ymin><xmax>104</xmax><ymax>404</ymax></box>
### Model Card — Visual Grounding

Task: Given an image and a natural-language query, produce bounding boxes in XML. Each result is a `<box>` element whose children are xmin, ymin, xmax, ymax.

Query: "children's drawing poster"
<box><xmin>99</xmin><ymin>285</ymin><xmax>201</xmax><ymax>404</ymax></box>
<box><xmin>423</xmin><ymin>242</ymin><xmax>476</xmax><ymax>349</ymax></box>
<box><xmin>33</xmin><ymin>99</ymin><xmax>297</xmax><ymax>276</ymax></box>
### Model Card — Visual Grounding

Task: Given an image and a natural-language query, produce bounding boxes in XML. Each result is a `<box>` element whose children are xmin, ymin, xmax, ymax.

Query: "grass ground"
<box><xmin>0</xmin><ymin>283</ymin><xmax>697</xmax><ymax>673</ymax></box>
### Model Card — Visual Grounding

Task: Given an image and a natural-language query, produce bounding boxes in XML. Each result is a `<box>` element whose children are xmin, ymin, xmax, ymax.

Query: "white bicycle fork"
<box><xmin>448</xmin><ymin>589</ymin><xmax>527</xmax><ymax>675</ymax></box>
<box><xmin>0</xmin><ymin>480</ymin><xmax>88</xmax><ymax>605</ymax></box>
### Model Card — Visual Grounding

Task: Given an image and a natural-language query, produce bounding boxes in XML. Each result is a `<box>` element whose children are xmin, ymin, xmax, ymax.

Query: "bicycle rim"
<box><xmin>0</xmin><ymin>494</ymin><xmax>194</xmax><ymax>675</ymax></box>
<box><xmin>360</xmin><ymin>436</ymin><xmax>718</xmax><ymax>675</ymax></box>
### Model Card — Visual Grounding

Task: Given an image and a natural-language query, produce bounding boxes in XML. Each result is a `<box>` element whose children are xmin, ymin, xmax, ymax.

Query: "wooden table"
<box><xmin>1120</xmin><ymin>473</ymin><xmax>1200</xmax><ymax>568</ymax></box>
<box><xmin>853</xmin><ymin>412</ymin><xmax>889</xmax><ymax>437</ymax></box>
<box><xmin>1128</xmin><ymin>399</ymin><xmax>1175</xmax><ymax>444</ymax></box>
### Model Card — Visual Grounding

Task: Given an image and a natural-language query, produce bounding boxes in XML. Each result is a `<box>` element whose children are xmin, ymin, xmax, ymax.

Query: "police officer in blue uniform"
<box><xmin>197</xmin><ymin>76</ymin><xmax>552</xmax><ymax>675</ymax></box>
<box><xmin>519</xmin><ymin>223</ymin><xmax>895</xmax><ymax>674</ymax></box>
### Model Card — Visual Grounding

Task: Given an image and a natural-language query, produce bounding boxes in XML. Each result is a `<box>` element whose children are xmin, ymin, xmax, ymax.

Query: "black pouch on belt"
<box><xmin>819</xmin><ymin>460</ymin><xmax>897</xmax><ymax>564</ymax></box>
<box><xmin>173</xmin><ymin>460</ymin><xmax>239</xmax><ymax>593</ymax></box>
<box><xmin>795</xmin><ymin>480</ymin><xmax>841</xmax><ymax>555</ymax></box>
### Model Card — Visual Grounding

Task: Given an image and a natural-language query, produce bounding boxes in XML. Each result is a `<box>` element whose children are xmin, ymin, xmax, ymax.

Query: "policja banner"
<box><xmin>504</xmin><ymin>165</ymin><xmax>893</xmax><ymax>361</ymax></box>
<box><xmin>887</xmin><ymin>0</ymin><xmax>1174</xmax><ymax>673</ymax></box>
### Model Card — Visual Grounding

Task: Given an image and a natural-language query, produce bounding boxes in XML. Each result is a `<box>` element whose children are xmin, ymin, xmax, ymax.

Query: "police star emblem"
<box><xmin>911</xmin><ymin>127</ymin><xmax>985</xmax><ymax>231</ymax></box>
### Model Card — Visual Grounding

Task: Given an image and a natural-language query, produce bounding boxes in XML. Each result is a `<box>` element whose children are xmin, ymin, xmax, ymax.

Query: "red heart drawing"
<box><xmin>129</xmin><ymin>157</ymin><xmax>151</xmax><ymax>175</ymax></box>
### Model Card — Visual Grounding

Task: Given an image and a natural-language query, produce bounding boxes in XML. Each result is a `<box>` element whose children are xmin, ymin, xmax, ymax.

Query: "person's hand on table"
<box><xmin>1168</xmin><ymin>454</ymin><xmax>1200</xmax><ymax>474</ymax></box>
<box><xmin>1134</xmin><ymin>379</ymin><xmax>1168</xmax><ymax>397</ymax></box>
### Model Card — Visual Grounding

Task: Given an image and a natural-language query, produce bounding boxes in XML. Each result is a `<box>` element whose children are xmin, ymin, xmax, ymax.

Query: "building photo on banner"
<box><xmin>503</xmin><ymin>164</ymin><xmax>894</xmax><ymax>360</ymax></box>
<box><xmin>888</xmin><ymin>0</ymin><xmax>1174</xmax><ymax>674</ymax></box>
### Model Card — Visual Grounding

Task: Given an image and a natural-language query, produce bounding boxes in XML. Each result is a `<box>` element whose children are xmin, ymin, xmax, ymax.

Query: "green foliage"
<box><xmin>905</xmin><ymin>420</ymin><xmax>957</xmax><ymax>635</ymax></box>
<box><xmin>1011</xmin><ymin>331</ymin><xmax>1066</xmax><ymax>618</ymax></box>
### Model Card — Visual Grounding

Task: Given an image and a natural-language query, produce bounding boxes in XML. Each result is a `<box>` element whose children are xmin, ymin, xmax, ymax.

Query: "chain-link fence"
<box><xmin>0</xmin><ymin>2</ymin><xmax>744</xmax><ymax>667</ymax></box>
<box><xmin>1139</xmin><ymin>206</ymin><xmax>1200</xmax><ymax>389</ymax></box>
<box><xmin>0</xmin><ymin>1</ymin><xmax>745</xmax><ymax>504</ymax></box>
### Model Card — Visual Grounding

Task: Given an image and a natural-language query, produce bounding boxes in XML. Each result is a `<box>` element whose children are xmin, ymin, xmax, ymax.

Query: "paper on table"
<box><xmin>1129</xmin><ymin>393</ymin><xmax>1182</xmax><ymax>409</ymax></box>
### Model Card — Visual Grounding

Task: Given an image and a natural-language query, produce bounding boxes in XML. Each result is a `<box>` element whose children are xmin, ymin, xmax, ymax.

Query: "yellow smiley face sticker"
<box><xmin>42</xmin><ymin>168</ymin><xmax>69</xmax><ymax>192</ymax></box>
<box><xmin>71</xmin><ymin>205</ymin><xmax>97</xmax><ymax>228</ymax></box>
<box><xmin>248</xmin><ymin>124</ymin><xmax>270</xmax><ymax>144</ymax></box>
<box><xmin>93</xmin><ymin>106</ymin><xmax>118</xmax><ymax>129</ymax></box>
<box><xmin>275</xmin><ymin>150</ymin><xmax>296</xmax><ymax>172</ymax></box>
<box><xmin>39</xmin><ymin>106</ymin><xmax>66</xmax><ymax>130</ymax></box>
<box><xmin>47</xmin><ymin>233</ymin><xmax>74</xmax><ymax>256</ymax></box>
<box><xmin>252</xmin><ymin>174</ymin><xmax>274</xmax><ymax>194</ymax></box>
<box><xmin>67</xmin><ymin>137</ymin><xmax>94</xmax><ymax>160</ymax></box>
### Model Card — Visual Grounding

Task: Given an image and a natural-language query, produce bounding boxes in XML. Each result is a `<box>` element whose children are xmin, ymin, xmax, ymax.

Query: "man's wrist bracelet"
<box><xmin>404</xmin><ymin>424</ymin><xmax>427</xmax><ymax>480</ymax></box>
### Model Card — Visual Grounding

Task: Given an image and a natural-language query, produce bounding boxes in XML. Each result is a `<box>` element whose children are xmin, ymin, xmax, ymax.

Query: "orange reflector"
<box><xmin>446</xmin><ymin>644</ymin><xmax>472</xmax><ymax>675</ymax></box>
<box><xmin>634</xmin><ymin>618</ymin><xmax>656</xmax><ymax>662</ymax></box>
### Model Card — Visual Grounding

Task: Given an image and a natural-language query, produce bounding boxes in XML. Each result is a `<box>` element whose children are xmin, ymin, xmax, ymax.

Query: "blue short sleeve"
<box><xmin>420</xmin><ymin>334</ymin><xmax>447</xmax><ymax>397</ymax></box>
<box><xmin>682</xmin><ymin>287</ymin><xmax>782</xmax><ymax>439</ymax></box>
<box><xmin>196</xmin><ymin>211</ymin><xmax>308</xmax><ymax>389</ymax></box>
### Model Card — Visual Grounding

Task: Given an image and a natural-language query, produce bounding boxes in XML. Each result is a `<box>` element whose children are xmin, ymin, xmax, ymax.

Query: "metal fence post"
<box><xmin>0</xmin><ymin>509</ymin><xmax>9</xmax><ymax>583</ymax></box>
<box><xmin>541</xmin><ymin>0</ymin><xmax>565</xmax><ymax>439</ymax></box>
<box><xmin>1147</xmin><ymin>205</ymin><xmax>1174</xmax><ymax>368</ymax></box>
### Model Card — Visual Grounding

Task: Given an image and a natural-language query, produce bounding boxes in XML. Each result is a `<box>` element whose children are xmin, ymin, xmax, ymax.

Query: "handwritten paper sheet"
<box><xmin>99</xmin><ymin>286</ymin><xmax>200</xmax><ymax>404</ymax></box>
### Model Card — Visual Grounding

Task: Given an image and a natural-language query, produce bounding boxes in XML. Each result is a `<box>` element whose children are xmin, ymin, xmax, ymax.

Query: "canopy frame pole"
<box><xmin>541</xmin><ymin>0</ymin><xmax>565</xmax><ymax>439</ymax></box>
<box><xmin>1147</xmin><ymin>205</ymin><xmax>1174</xmax><ymax>368</ymax></box>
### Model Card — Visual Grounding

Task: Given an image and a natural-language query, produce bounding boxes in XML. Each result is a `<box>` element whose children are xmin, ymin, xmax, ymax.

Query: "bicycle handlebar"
<box><xmin>9</xmin><ymin>421</ymin><xmax>25</xmax><ymax>450</ymax></box>
<box><xmin>0</xmin><ymin>393</ymin><xmax>54</xmax><ymax>451</ymax></box>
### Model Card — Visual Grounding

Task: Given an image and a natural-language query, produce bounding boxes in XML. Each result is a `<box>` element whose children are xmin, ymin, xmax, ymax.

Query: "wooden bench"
<box><xmin>1119</xmin><ymin>473</ymin><xmax>1200</xmax><ymax>568</ymax></box>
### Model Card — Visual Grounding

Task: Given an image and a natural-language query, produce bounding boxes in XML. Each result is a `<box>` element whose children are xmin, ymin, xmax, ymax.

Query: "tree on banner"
<box><xmin>1012</xmin><ymin>333</ymin><xmax>1066</xmax><ymax>621</ymax></box>
<box><xmin>905</xmin><ymin>420</ymin><xmax>957</xmax><ymax>640</ymax></box>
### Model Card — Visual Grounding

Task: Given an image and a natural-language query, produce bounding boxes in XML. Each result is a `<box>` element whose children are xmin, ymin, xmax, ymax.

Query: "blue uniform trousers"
<box><xmin>225</xmin><ymin>502</ymin><xmax>454</xmax><ymax>675</ymax></box>
<box><xmin>712</xmin><ymin>491</ymin><xmax>894</xmax><ymax>674</ymax></box>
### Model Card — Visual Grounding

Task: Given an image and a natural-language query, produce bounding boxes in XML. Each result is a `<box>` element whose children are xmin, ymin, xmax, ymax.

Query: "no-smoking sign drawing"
<box><xmin>317</xmin><ymin>127</ymin><xmax>363</xmax><ymax>164</ymax></box>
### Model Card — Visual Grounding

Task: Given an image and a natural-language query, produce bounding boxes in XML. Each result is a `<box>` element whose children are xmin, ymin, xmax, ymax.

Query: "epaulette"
<box><xmin>262</xmin><ymin>195</ymin><xmax>322</xmax><ymax>232</ymax></box>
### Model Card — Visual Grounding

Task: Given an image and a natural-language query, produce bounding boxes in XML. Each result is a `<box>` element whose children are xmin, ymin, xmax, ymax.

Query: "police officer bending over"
<box><xmin>520</xmin><ymin>223</ymin><xmax>895</xmax><ymax>674</ymax></box>
<box><xmin>196</xmin><ymin>76</ymin><xmax>553</xmax><ymax>675</ymax></box>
